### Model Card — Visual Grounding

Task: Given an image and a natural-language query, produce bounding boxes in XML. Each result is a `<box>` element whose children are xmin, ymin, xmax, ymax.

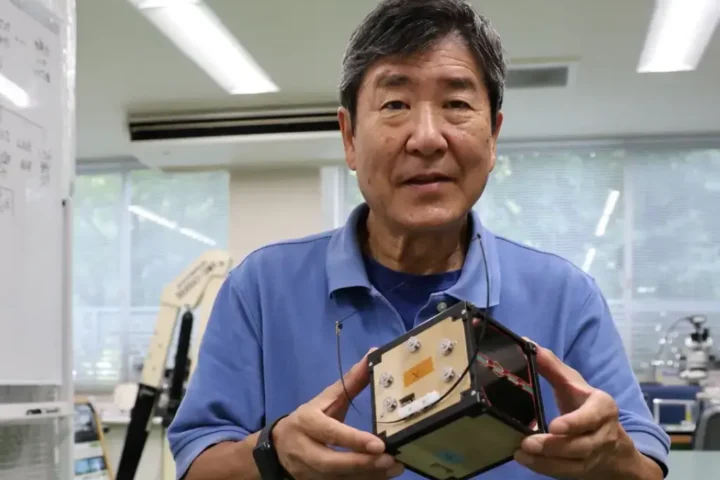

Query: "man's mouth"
<box><xmin>403</xmin><ymin>174</ymin><xmax>453</xmax><ymax>185</ymax></box>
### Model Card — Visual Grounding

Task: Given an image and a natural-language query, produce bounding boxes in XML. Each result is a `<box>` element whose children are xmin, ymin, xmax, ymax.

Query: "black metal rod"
<box><xmin>164</xmin><ymin>310</ymin><xmax>194</xmax><ymax>427</ymax></box>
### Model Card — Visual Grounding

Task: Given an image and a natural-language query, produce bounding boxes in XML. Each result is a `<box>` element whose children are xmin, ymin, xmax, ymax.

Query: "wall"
<box><xmin>228</xmin><ymin>167</ymin><xmax>325</xmax><ymax>265</ymax></box>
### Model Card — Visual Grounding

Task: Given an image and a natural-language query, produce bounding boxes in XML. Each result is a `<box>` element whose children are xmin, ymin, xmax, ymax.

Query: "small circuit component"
<box><xmin>384</xmin><ymin>397</ymin><xmax>398</xmax><ymax>412</ymax></box>
<box><xmin>379</xmin><ymin>372</ymin><xmax>394</xmax><ymax>388</ymax></box>
<box><xmin>439</xmin><ymin>339</ymin><xmax>455</xmax><ymax>356</ymax></box>
<box><xmin>397</xmin><ymin>391</ymin><xmax>441</xmax><ymax>420</ymax></box>
<box><xmin>442</xmin><ymin>366</ymin><xmax>456</xmax><ymax>382</ymax></box>
<box><xmin>407</xmin><ymin>336</ymin><xmax>421</xmax><ymax>352</ymax></box>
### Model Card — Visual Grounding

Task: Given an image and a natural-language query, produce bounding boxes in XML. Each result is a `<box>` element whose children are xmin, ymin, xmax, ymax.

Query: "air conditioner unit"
<box><xmin>128</xmin><ymin>106</ymin><xmax>340</xmax><ymax>142</ymax></box>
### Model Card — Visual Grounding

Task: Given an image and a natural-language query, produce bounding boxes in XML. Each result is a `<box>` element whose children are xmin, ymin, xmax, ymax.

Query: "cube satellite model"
<box><xmin>368</xmin><ymin>301</ymin><xmax>548</xmax><ymax>480</ymax></box>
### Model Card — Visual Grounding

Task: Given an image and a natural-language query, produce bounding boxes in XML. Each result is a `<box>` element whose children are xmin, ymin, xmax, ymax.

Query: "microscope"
<box><xmin>678</xmin><ymin>315</ymin><xmax>715</xmax><ymax>385</ymax></box>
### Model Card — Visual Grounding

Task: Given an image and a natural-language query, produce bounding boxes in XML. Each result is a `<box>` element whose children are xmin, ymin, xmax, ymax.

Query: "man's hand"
<box><xmin>515</xmin><ymin>340</ymin><xmax>662</xmax><ymax>480</ymax></box>
<box><xmin>272</xmin><ymin>349</ymin><xmax>405</xmax><ymax>480</ymax></box>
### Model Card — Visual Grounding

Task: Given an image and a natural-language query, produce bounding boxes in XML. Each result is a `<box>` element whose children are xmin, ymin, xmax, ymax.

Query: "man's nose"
<box><xmin>406</xmin><ymin>105</ymin><xmax>448</xmax><ymax>158</ymax></box>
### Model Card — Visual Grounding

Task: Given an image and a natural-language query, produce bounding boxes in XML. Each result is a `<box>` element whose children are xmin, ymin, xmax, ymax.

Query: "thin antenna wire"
<box><xmin>335</xmin><ymin>276</ymin><xmax>410</xmax><ymax>416</ymax></box>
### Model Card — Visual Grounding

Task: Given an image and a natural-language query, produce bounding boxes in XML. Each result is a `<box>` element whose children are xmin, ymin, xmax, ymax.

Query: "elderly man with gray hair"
<box><xmin>168</xmin><ymin>1</ymin><xmax>671</xmax><ymax>479</ymax></box>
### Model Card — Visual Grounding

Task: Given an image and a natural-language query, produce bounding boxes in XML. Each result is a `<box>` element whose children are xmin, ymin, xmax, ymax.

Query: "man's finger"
<box><xmin>335</xmin><ymin>457</ymin><xmax>405</xmax><ymax>480</ymax></box>
<box><xmin>310</xmin><ymin>445</ymin><xmax>393</xmax><ymax>475</ymax></box>
<box><xmin>301</xmin><ymin>408</ymin><xmax>386</xmax><ymax>454</ymax></box>
<box><xmin>549</xmin><ymin>390</ymin><xmax>617</xmax><ymax>436</ymax></box>
<box><xmin>292</xmin><ymin>431</ymin><xmax>392</xmax><ymax>477</ymax></box>
<box><xmin>514</xmin><ymin>450</ymin><xmax>587</xmax><ymax>478</ymax></box>
<box><xmin>531</xmin><ymin>340</ymin><xmax>586</xmax><ymax>389</ymax></box>
<box><xmin>520</xmin><ymin>432</ymin><xmax>599</xmax><ymax>460</ymax></box>
<box><xmin>527</xmin><ymin>338</ymin><xmax>592</xmax><ymax>411</ymax></box>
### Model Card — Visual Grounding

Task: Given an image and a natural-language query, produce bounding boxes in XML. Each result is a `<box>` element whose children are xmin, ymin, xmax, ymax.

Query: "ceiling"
<box><xmin>76</xmin><ymin>0</ymin><xmax>720</xmax><ymax>168</ymax></box>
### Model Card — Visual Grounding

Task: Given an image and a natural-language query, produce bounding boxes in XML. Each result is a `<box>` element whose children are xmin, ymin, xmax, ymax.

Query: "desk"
<box><xmin>667</xmin><ymin>451</ymin><xmax>720</xmax><ymax>479</ymax></box>
<box><xmin>670</xmin><ymin>434</ymin><xmax>692</xmax><ymax>446</ymax></box>
<box><xmin>101</xmin><ymin>413</ymin><xmax>163</xmax><ymax>426</ymax></box>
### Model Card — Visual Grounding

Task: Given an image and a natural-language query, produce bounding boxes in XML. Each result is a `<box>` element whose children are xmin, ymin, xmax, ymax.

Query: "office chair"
<box><xmin>692</xmin><ymin>405</ymin><xmax>720</xmax><ymax>450</ymax></box>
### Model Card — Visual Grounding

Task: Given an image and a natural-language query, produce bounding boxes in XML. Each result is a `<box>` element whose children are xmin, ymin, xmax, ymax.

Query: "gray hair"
<box><xmin>339</xmin><ymin>0</ymin><xmax>507</xmax><ymax>132</ymax></box>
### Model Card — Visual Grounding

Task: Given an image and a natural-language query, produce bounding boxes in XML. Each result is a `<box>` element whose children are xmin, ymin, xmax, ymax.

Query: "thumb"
<box><xmin>314</xmin><ymin>348</ymin><xmax>375</xmax><ymax>412</ymax></box>
<box><xmin>525</xmin><ymin>338</ymin><xmax>591</xmax><ymax>410</ymax></box>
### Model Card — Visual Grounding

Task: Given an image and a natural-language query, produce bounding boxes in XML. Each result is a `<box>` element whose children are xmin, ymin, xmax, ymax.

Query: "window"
<box><xmin>339</xmin><ymin>143</ymin><xmax>720</xmax><ymax>379</ymax></box>
<box><xmin>72</xmin><ymin>168</ymin><xmax>229</xmax><ymax>391</ymax></box>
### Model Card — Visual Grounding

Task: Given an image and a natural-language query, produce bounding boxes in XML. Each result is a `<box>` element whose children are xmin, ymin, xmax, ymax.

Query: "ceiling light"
<box><xmin>179</xmin><ymin>227</ymin><xmax>216</xmax><ymax>246</ymax></box>
<box><xmin>0</xmin><ymin>73</ymin><xmax>30</xmax><ymax>108</ymax></box>
<box><xmin>582</xmin><ymin>247</ymin><xmax>596</xmax><ymax>273</ymax></box>
<box><xmin>129</xmin><ymin>205</ymin><xmax>178</xmax><ymax>229</ymax></box>
<box><xmin>129</xmin><ymin>205</ymin><xmax>217</xmax><ymax>246</ymax></box>
<box><xmin>133</xmin><ymin>0</ymin><xmax>197</xmax><ymax>8</ymax></box>
<box><xmin>638</xmin><ymin>0</ymin><xmax>720</xmax><ymax>73</ymax></box>
<box><xmin>128</xmin><ymin>0</ymin><xmax>278</xmax><ymax>94</ymax></box>
<box><xmin>595</xmin><ymin>190</ymin><xmax>620</xmax><ymax>237</ymax></box>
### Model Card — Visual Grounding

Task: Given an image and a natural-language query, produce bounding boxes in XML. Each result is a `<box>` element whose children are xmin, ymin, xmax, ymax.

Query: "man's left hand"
<box><xmin>515</xmin><ymin>340</ymin><xmax>661</xmax><ymax>480</ymax></box>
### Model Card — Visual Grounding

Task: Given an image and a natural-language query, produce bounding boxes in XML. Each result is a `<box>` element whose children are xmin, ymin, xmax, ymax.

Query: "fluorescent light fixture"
<box><xmin>582</xmin><ymin>247</ymin><xmax>596</xmax><ymax>273</ymax></box>
<box><xmin>129</xmin><ymin>205</ymin><xmax>178</xmax><ymax>229</ymax></box>
<box><xmin>595</xmin><ymin>190</ymin><xmax>620</xmax><ymax>237</ymax></box>
<box><xmin>505</xmin><ymin>199</ymin><xmax>522</xmax><ymax>215</ymax></box>
<box><xmin>129</xmin><ymin>204</ymin><xmax>217</xmax><ymax>246</ymax></box>
<box><xmin>133</xmin><ymin>0</ymin><xmax>196</xmax><ymax>7</ymax></box>
<box><xmin>0</xmin><ymin>73</ymin><xmax>30</xmax><ymax>108</ymax></box>
<box><xmin>129</xmin><ymin>0</ymin><xmax>278</xmax><ymax>94</ymax></box>
<box><xmin>179</xmin><ymin>227</ymin><xmax>216</xmax><ymax>246</ymax></box>
<box><xmin>638</xmin><ymin>0</ymin><xmax>720</xmax><ymax>73</ymax></box>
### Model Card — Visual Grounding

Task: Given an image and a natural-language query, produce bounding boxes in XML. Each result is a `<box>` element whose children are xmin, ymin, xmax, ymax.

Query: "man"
<box><xmin>168</xmin><ymin>0</ymin><xmax>671</xmax><ymax>479</ymax></box>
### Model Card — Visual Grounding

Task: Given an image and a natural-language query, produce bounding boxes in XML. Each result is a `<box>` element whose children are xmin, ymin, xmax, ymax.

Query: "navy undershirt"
<box><xmin>363</xmin><ymin>256</ymin><xmax>461</xmax><ymax>331</ymax></box>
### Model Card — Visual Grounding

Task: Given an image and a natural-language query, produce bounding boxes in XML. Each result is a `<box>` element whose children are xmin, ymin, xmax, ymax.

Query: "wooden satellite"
<box><xmin>368</xmin><ymin>301</ymin><xmax>548</xmax><ymax>480</ymax></box>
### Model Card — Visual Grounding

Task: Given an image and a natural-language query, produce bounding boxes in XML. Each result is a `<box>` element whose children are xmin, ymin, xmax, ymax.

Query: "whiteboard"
<box><xmin>0</xmin><ymin>0</ymin><xmax>72</xmax><ymax>385</ymax></box>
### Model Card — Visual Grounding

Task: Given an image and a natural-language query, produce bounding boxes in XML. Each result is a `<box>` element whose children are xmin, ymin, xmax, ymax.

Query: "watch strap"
<box><xmin>253</xmin><ymin>414</ymin><xmax>292</xmax><ymax>480</ymax></box>
<box><xmin>258</xmin><ymin>414</ymin><xmax>287</xmax><ymax>446</ymax></box>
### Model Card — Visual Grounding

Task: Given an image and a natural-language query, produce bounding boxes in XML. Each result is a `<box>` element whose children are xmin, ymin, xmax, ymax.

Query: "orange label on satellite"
<box><xmin>403</xmin><ymin>357</ymin><xmax>434</xmax><ymax>387</ymax></box>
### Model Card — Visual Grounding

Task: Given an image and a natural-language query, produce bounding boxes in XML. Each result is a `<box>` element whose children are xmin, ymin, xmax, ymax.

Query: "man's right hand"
<box><xmin>272</xmin><ymin>349</ymin><xmax>405</xmax><ymax>479</ymax></box>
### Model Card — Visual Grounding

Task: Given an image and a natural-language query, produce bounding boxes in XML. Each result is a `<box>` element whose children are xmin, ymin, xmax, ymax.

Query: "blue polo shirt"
<box><xmin>168</xmin><ymin>203</ymin><xmax>670</xmax><ymax>479</ymax></box>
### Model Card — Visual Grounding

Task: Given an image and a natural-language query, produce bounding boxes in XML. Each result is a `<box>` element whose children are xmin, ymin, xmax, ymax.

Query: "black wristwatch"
<box><xmin>253</xmin><ymin>415</ymin><xmax>293</xmax><ymax>479</ymax></box>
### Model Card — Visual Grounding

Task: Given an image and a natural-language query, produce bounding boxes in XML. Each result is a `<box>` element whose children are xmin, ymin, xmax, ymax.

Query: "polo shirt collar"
<box><xmin>326</xmin><ymin>203</ymin><xmax>501</xmax><ymax>309</ymax></box>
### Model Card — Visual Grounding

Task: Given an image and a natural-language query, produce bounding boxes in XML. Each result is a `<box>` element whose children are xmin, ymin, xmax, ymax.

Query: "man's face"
<box><xmin>339</xmin><ymin>35</ymin><xmax>503</xmax><ymax>233</ymax></box>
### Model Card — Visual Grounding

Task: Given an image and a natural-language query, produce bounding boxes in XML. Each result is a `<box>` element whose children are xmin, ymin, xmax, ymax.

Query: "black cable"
<box><xmin>335</xmin><ymin>231</ymin><xmax>491</xmax><ymax>422</ymax></box>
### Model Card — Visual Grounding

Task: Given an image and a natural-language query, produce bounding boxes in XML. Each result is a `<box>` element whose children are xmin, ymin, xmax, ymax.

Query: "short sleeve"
<box><xmin>166</xmin><ymin>267</ymin><xmax>264</xmax><ymax>479</ymax></box>
<box><xmin>564</xmin><ymin>280</ymin><xmax>671</xmax><ymax>477</ymax></box>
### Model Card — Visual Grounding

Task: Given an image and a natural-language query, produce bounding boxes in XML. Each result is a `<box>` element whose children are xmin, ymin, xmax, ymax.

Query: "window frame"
<box><xmin>73</xmin><ymin>162</ymin><xmax>135</xmax><ymax>392</ymax></box>
<box><xmin>72</xmin><ymin>160</ymin><xmax>230</xmax><ymax>393</ymax></box>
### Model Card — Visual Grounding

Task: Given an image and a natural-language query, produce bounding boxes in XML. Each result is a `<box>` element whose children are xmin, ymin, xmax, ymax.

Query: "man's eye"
<box><xmin>382</xmin><ymin>101</ymin><xmax>407</xmax><ymax>110</ymax></box>
<box><xmin>446</xmin><ymin>100</ymin><xmax>471</xmax><ymax>109</ymax></box>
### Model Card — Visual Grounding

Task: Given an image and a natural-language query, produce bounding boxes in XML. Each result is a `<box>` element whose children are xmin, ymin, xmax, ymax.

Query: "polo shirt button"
<box><xmin>437</xmin><ymin>302</ymin><xmax>448</xmax><ymax>312</ymax></box>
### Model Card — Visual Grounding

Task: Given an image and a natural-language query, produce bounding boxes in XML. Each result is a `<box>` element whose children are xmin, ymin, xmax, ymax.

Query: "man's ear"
<box><xmin>338</xmin><ymin>106</ymin><xmax>356</xmax><ymax>171</ymax></box>
<box><xmin>489</xmin><ymin>111</ymin><xmax>504</xmax><ymax>172</ymax></box>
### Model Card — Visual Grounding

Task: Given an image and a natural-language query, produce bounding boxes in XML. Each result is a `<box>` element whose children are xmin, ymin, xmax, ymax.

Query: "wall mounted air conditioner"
<box><xmin>128</xmin><ymin>106</ymin><xmax>340</xmax><ymax>142</ymax></box>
